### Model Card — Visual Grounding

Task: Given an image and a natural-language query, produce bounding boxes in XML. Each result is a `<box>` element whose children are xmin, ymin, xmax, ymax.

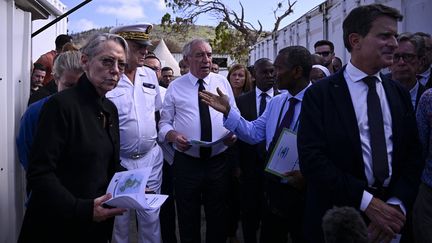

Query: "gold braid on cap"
<box><xmin>117</xmin><ymin>31</ymin><xmax>149</xmax><ymax>41</ymax></box>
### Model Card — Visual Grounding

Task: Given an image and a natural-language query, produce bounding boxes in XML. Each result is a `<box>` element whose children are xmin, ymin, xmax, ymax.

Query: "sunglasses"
<box><xmin>316</xmin><ymin>51</ymin><xmax>332</xmax><ymax>57</ymax></box>
<box><xmin>144</xmin><ymin>64</ymin><xmax>161</xmax><ymax>72</ymax></box>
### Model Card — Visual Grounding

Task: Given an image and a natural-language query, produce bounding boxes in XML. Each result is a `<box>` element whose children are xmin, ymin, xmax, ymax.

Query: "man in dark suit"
<box><xmin>236</xmin><ymin>58</ymin><xmax>276</xmax><ymax>243</ymax></box>
<box><xmin>414</xmin><ymin>32</ymin><xmax>432</xmax><ymax>89</ymax></box>
<box><xmin>390</xmin><ymin>32</ymin><xmax>426</xmax><ymax>111</ymax></box>
<box><xmin>298</xmin><ymin>4</ymin><xmax>423</xmax><ymax>243</ymax></box>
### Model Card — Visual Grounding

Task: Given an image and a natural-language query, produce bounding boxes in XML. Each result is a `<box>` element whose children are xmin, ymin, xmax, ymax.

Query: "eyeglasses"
<box><xmin>315</xmin><ymin>51</ymin><xmax>332</xmax><ymax>57</ymax></box>
<box><xmin>393</xmin><ymin>53</ymin><xmax>417</xmax><ymax>63</ymax></box>
<box><xmin>99</xmin><ymin>57</ymin><xmax>126</xmax><ymax>71</ymax></box>
<box><xmin>144</xmin><ymin>64</ymin><xmax>161</xmax><ymax>72</ymax></box>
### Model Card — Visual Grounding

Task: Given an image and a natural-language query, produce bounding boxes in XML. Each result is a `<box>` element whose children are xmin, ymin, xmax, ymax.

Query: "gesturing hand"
<box><xmin>93</xmin><ymin>193</ymin><xmax>127</xmax><ymax>222</ymax></box>
<box><xmin>365</xmin><ymin>197</ymin><xmax>405</xmax><ymax>243</ymax></box>
<box><xmin>199</xmin><ymin>87</ymin><xmax>231</xmax><ymax>116</ymax></box>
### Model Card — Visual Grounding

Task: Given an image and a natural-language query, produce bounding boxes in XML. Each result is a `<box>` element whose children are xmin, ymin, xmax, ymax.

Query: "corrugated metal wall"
<box><xmin>249</xmin><ymin>0</ymin><xmax>432</xmax><ymax>65</ymax></box>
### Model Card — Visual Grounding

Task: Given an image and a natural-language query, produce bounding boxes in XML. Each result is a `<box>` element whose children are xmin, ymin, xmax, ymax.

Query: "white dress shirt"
<box><xmin>106</xmin><ymin>66</ymin><xmax>162</xmax><ymax>158</ymax></box>
<box><xmin>255</xmin><ymin>87</ymin><xmax>274</xmax><ymax>117</ymax></box>
<box><xmin>159</xmin><ymin>72</ymin><xmax>237</xmax><ymax>158</ymax></box>
<box><xmin>344</xmin><ymin>61</ymin><xmax>403</xmax><ymax>213</ymax></box>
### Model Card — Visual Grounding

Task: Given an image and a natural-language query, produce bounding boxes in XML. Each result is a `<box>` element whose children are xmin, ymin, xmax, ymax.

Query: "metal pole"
<box><xmin>31</xmin><ymin>0</ymin><xmax>92</xmax><ymax>38</ymax></box>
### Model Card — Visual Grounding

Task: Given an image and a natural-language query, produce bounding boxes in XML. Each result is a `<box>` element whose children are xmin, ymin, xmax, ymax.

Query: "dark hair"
<box><xmin>144</xmin><ymin>54</ymin><xmax>161</xmax><ymax>62</ymax></box>
<box><xmin>161</xmin><ymin>66</ymin><xmax>173</xmax><ymax>72</ymax></box>
<box><xmin>322</xmin><ymin>206</ymin><xmax>368</xmax><ymax>243</ymax></box>
<box><xmin>397</xmin><ymin>32</ymin><xmax>425</xmax><ymax>57</ymax></box>
<box><xmin>33</xmin><ymin>63</ymin><xmax>46</xmax><ymax>72</ymax></box>
<box><xmin>278</xmin><ymin>46</ymin><xmax>312</xmax><ymax>79</ymax></box>
<box><xmin>55</xmin><ymin>34</ymin><xmax>73</xmax><ymax>51</ymax></box>
<box><xmin>314</xmin><ymin>40</ymin><xmax>334</xmax><ymax>52</ymax></box>
<box><xmin>343</xmin><ymin>4</ymin><xmax>403</xmax><ymax>52</ymax></box>
<box><xmin>254</xmin><ymin>58</ymin><xmax>272</xmax><ymax>68</ymax></box>
<box><xmin>414</xmin><ymin>32</ymin><xmax>431</xmax><ymax>38</ymax></box>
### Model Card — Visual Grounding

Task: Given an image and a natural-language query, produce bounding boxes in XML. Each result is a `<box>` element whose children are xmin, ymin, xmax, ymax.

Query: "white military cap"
<box><xmin>110</xmin><ymin>23</ymin><xmax>153</xmax><ymax>46</ymax></box>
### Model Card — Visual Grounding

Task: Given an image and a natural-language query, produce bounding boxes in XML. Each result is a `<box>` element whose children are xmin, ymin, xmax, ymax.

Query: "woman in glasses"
<box><xmin>18</xmin><ymin>33</ymin><xmax>128</xmax><ymax>243</ymax></box>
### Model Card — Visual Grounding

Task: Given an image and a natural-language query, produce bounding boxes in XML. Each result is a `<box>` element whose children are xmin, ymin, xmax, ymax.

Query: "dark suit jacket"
<box><xmin>235</xmin><ymin>89</ymin><xmax>279</xmax><ymax>177</ymax></box>
<box><xmin>424</xmin><ymin>68</ymin><xmax>432</xmax><ymax>89</ymax></box>
<box><xmin>297</xmin><ymin>67</ymin><xmax>423</xmax><ymax>242</ymax></box>
<box><xmin>19</xmin><ymin>75</ymin><xmax>122</xmax><ymax>243</ymax></box>
<box><xmin>415</xmin><ymin>82</ymin><xmax>426</xmax><ymax>111</ymax></box>
<box><xmin>236</xmin><ymin>90</ymin><xmax>264</xmax><ymax>177</ymax></box>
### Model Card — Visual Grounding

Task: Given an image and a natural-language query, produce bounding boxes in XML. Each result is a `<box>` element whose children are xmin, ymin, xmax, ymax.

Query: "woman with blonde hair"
<box><xmin>227</xmin><ymin>64</ymin><xmax>252</xmax><ymax>97</ymax></box>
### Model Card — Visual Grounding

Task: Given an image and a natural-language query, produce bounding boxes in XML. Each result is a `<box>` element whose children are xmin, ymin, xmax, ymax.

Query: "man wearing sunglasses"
<box><xmin>107</xmin><ymin>24</ymin><xmax>164</xmax><ymax>243</ymax></box>
<box><xmin>390</xmin><ymin>33</ymin><xmax>426</xmax><ymax>111</ymax></box>
<box><xmin>314</xmin><ymin>40</ymin><xmax>336</xmax><ymax>74</ymax></box>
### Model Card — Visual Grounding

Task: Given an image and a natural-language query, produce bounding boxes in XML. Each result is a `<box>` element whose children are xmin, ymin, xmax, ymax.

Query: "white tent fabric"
<box><xmin>153</xmin><ymin>39</ymin><xmax>181</xmax><ymax>76</ymax></box>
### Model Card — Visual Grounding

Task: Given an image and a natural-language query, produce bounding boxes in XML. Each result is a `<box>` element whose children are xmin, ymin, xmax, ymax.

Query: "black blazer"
<box><xmin>235</xmin><ymin>90</ymin><xmax>263</xmax><ymax>177</ymax></box>
<box><xmin>415</xmin><ymin>82</ymin><xmax>426</xmax><ymax>111</ymax></box>
<box><xmin>19</xmin><ymin>75</ymin><xmax>122</xmax><ymax>243</ymax></box>
<box><xmin>297</xmin><ymin>67</ymin><xmax>423</xmax><ymax>242</ymax></box>
<box><xmin>424</xmin><ymin>68</ymin><xmax>432</xmax><ymax>89</ymax></box>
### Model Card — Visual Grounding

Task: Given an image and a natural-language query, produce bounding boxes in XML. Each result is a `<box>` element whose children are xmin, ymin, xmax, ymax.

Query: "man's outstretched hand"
<box><xmin>199</xmin><ymin>87</ymin><xmax>231</xmax><ymax>117</ymax></box>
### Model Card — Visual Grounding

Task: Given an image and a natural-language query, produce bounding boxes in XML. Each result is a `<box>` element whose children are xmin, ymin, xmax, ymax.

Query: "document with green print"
<box><xmin>104</xmin><ymin>167</ymin><xmax>168</xmax><ymax>210</ymax></box>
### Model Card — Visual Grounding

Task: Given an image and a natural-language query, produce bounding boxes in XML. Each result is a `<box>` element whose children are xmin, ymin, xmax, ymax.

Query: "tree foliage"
<box><xmin>162</xmin><ymin>0</ymin><xmax>297</xmax><ymax>63</ymax></box>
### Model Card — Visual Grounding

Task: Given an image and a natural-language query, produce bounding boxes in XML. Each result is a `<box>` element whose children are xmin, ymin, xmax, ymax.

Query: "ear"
<box><xmin>81</xmin><ymin>53</ymin><xmax>89</xmax><ymax>66</ymax></box>
<box><xmin>348</xmin><ymin>33</ymin><xmax>362</xmax><ymax>51</ymax></box>
<box><xmin>184</xmin><ymin>56</ymin><xmax>191</xmax><ymax>67</ymax></box>
<box><xmin>292</xmin><ymin>66</ymin><xmax>304</xmax><ymax>79</ymax></box>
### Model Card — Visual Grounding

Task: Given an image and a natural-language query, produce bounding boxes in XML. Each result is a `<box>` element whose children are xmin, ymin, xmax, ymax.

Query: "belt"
<box><xmin>126</xmin><ymin>142</ymin><xmax>157</xmax><ymax>160</ymax></box>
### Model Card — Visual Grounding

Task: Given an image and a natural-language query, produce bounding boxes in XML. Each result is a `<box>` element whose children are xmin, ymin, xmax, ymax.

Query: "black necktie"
<box><xmin>259</xmin><ymin>92</ymin><xmax>267</xmax><ymax>116</ymax></box>
<box><xmin>266</xmin><ymin>97</ymin><xmax>299</xmax><ymax>162</ymax></box>
<box><xmin>363</xmin><ymin>76</ymin><xmax>389</xmax><ymax>185</ymax></box>
<box><xmin>198</xmin><ymin>79</ymin><xmax>212</xmax><ymax>158</ymax></box>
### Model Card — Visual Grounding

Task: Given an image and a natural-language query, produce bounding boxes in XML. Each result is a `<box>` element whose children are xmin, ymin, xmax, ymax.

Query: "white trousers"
<box><xmin>113</xmin><ymin>144</ymin><xmax>164</xmax><ymax>243</ymax></box>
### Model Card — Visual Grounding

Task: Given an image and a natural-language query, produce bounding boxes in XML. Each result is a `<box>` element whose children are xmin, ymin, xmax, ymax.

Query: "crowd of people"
<box><xmin>15</xmin><ymin>3</ymin><xmax>432</xmax><ymax>243</ymax></box>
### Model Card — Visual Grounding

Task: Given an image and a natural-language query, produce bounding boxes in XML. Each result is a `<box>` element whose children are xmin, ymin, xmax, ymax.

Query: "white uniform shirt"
<box><xmin>106</xmin><ymin>66</ymin><xmax>162</xmax><ymax>158</ymax></box>
<box><xmin>159</xmin><ymin>72</ymin><xmax>237</xmax><ymax>158</ymax></box>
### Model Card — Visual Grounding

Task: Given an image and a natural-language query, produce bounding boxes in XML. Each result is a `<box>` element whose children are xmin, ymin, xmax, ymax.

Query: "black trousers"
<box><xmin>239</xmin><ymin>172</ymin><xmax>264</xmax><ymax>243</ymax></box>
<box><xmin>173</xmin><ymin>151</ymin><xmax>230</xmax><ymax>243</ymax></box>
<box><xmin>160</xmin><ymin>160</ymin><xmax>177</xmax><ymax>243</ymax></box>
<box><xmin>260</xmin><ymin>178</ymin><xmax>306</xmax><ymax>243</ymax></box>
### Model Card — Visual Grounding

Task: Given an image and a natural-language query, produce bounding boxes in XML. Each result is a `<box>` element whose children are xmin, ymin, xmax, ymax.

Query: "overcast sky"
<box><xmin>61</xmin><ymin>0</ymin><xmax>325</xmax><ymax>33</ymax></box>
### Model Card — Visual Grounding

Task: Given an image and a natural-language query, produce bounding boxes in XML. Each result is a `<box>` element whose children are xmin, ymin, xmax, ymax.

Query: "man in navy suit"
<box><xmin>298</xmin><ymin>4</ymin><xmax>423</xmax><ymax>243</ymax></box>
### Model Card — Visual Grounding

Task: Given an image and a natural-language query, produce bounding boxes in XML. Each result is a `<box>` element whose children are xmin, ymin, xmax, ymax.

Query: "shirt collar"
<box><xmin>346</xmin><ymin>61</ymin><xmax>382</xmax><ymax>83</ymax></box>
<box><xmin>188</xmin><ymin>72</ymin><xmax>211</xmax><ymax>86</ymax></box>
<box><xmin>286</xmin><ymin>82</ymin><xmax>312</xmax><ymax>102</ymax></box>
<box><xmin>409</xmin><ymin>81</ymin><xmax>419</xmax><ymax>94</ymax></box>
<box><xmin>255</xmin><ymin>87</ymin><xmax>274</xmax><ymax>98</ymax></box>
<box><xmin>419</xmin><ymin>68</ymin><xmax>431</xmax><ymax>78</ymax></box>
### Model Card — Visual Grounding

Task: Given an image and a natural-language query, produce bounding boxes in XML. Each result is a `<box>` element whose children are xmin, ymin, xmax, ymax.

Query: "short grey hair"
<box><xmin>52</xmin><ymin>50</ymin><xmax>83</xmax><ymax>80</ymax></box>
<box><xmin>397</xmin><ymin>32</ymin><xmax>426</xmax><ymax>57</ymax></box>
<box><xmin>182</xmin><ymin>38</ymin><xmax>211</xmax><ymax>58</ymax></box>
<box><xmin>80</xmin><ymin>33</ymin><xmax>128</xmax><ymax>59</ymax></box>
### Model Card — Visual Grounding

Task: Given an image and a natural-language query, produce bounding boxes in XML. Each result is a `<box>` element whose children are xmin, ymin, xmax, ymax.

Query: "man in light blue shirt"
<box><xmin>200</xmin><ymin>46</ymin><xmax>312</xmax><ymax>243</ymax></box>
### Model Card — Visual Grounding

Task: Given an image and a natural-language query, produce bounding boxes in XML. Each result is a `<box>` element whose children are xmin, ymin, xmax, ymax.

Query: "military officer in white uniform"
<box><xmin>107</xmin><ymin>23</ymin><xmax>164</xmax><ymax>243</ymax></box>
